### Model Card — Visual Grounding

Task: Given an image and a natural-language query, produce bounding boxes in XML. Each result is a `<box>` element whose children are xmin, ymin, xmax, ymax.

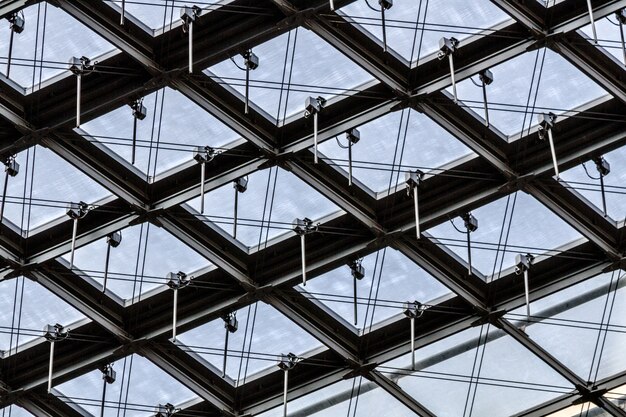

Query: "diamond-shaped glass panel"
<box><xmin>0</xmin><ymin>3</ymin><xmax>117</xmax><ymax>89</ymax></box>
<box><xmin>447</xmin><ymin>48</ymin><xmax>607</xmax><ymax>137</ymax></box>
<box><xmin>0</xmin><ymin>276</ymin><xmax>85</xmax><ymax>352</ymax></box>
<box><xmin>302</xmin><ymin>247</ymin><xmax>451</xmax><ymax>330</ymax></box>
<box><xmin>208</xmin><ymin>27</ymin><xmax>374</xmax><ymax>122</ymax></box>
<box><xmin>64</xmin><ymin>223</ymin><xmax>211</xmax><ymax>301</ymax></box>
<box><xmin>318</xmin><ymin>108</ymin><xmax>474</xmax><ymax>193</ymax></box>
<box><xmin>80</xmin><ymin>86</ymin><xmax>241</xmax><ymax>177</ymax></box>
<box><xmin>581</xmin><ymin>18</ymin><xmax>626</xmax><ymax>64</ymax></box>
<box><xmin>428</xmin><ymin>192</ymin><xmax>584</xmax><ymax>279</ymax></box>
<box><xmin>177</xmin><ymin>302</ymin><xmax>322</xmax><ymax>382</ymax></box>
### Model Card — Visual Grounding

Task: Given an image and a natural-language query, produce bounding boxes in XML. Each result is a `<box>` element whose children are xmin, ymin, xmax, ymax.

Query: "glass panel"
<box><xmin>546</xmin><ymin>403</ymin><xmax>610</xmax><ymax>416</ymax></box>
<box><xmin>177</xmin><ymin>302</ymin><xmax>323</xmax><ymax>382</ymax></box>
<box><xmin>207</xmin><ymin>27</ymin><xmax>374</xmax><ymax>122</ymax></box>
<box><xmin>339</xmin><ymin>0</ymin><xmax>510</xmax><ymax>63</ymax></box>
<box><xmin>0</xmin><ymin>3</ymin><xmax>117</xmax><ymax>88</ymax></box>
<box><xmin>560</xmin><ymin>144</ymin><xmax>626</xmax><ymax>222</ymax></box>
<box><xmin>0</xmin><ymin>406</ymin><xmax>34</xmax><ymax>417</ymax></box>
<box><xmin>447</xmin><ymin>48</ymin><xmax>607</xmax><ymax>137</ymax></box>
<box><xmin>301</xmin><ymin>247</ymin><xmax>451</xmax><ymax>330</ymax></box>
<box><xmin>428</xmin><ymin>192</ymin><xmax>584</xmax><ymax>278</ymax></box>
<box><xmin>607</xmin><ymin>384</ymin><xmax>626</xmax><ymax>413</ymax></box>
<box><xmin>80</xmin><ymin>87</ymin><xmax>241</xmax><ymax>177</ymax></box>
<box><xmin>0</xmin><ymin>276</ymin><xmax>85</xmax><ymax>352</ymax></box>
<box><xmin>256</xmin><ymin>378</ymin><xmax>420</xmax><ymax>417</ymax></box>
<box><xmin>56</xmin><ymin>354</ymin><xmax>197</xmax><ymax>416</ymax></box>
<box><xmin>3</xmin><ymin>146</ymin><xmax>112</xmax><ymax>233</ymax></box>
<box><xmin>318</xmin><ymin>108</ymin><xmax>473</xmax><ymax>193</ymax></box>
<box><xmin>581</xmin><ymin>18</ymin><xmax>626</xmax><ymax>64</ymax></box>
<box><xmin>64</xmin><ymin>223</ymin><xmax>211</xmax><ymax>300</ymax></box>
<box><xmin>186</xmin><ymin>167</ymin><xmax>342</xmax><ymax>248</ymax></box>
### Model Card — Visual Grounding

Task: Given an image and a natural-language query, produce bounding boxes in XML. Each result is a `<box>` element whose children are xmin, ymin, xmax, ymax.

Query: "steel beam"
<box><xmin>369</xmin><ymin>370</ymin><xmax>438</xmax><ymax>417</ymax></box>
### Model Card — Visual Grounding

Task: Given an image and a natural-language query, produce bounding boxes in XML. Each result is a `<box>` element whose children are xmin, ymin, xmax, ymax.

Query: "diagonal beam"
<box><xmin>369</xmin><ymin>370</ymin><xmax>437</xmax><ymax>417</ymax></box>
<box><xmin>17</xmin><ymin>390</ymin><xmax>90</xmax><ymax>417</ymax></box>
<box><xmin>489</xmin><ymin>0</ymin><xmax>546</xmax><ymax>35</ymax></box>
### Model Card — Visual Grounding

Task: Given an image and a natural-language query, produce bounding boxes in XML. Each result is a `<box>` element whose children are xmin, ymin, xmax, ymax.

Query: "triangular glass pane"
<box><xmin>381</xmin><ymin>325</ymin><xmax>573</xmax><ymax>417</ymax></box>
<box><xmin>186</xmin><ymin>167</ymin><xmax>343</xmax><ymax>248</ymax></box>
<box><xmin>81</xmin><ymin>86</ymin><xmax>241</xmax><ymax>177</ymax></box>
<box><xmin>318</xmin><ymin>108</ymin><xmax>474</xmax><ymax>193</ymax></box>
<box><xmin>428</xmin><ymin>192</ymin><xmax>584</xmax><ymax>278</ymax></box>
<box><xmin>560</xmin><ymin>143</ymin><xmax>626</xmax><ymax>222</ymax></box>
<box><xmin>301</xmin><ymin>247</ymin><xmax>451</xmax><ymax>330</ymax></box>
<box><xmin>207</xmin><ymin>27</ymin><xmax>374</xmax><ymax>122</ymax></box>
<box><xmin>580</xmin><ymin>19</ymin><xmax>626</xmax><ymax>64</ymax></box>
<box><xmin>0</xmin><ymin>405</ymin><xmax>34</xmax><ymax>417</ymax></box>
<box><xmin>56</xmin><ymin>354</ymin><xmax>197</xmax><ymax>416</ymax></box>
<box><xmin>3</xmin><ymin>145</ymin><xmax>112</xmax><ymax>233</ymax></box>
<box><xmin>339</xmin><ymin>0</ymin><xmax>510</xmax><ymax>63</ymax></box>
<box><xmin>64</xmin><ymin>223</ymin><xmax>211</xmax><ymax>301</ymax></box>
<box><xmin>606</xmin><ymin>384</ymin><xmax>626</xmax><ymax>413</ymax></box>
<box><xmin>508</xmin><ymin>272</ymin><xmax>616</xmax><ymax>382</ymax></box>
<box><xmin>177</xmin><ymin>302</ymin><xmax>323</xmax><ymax>382</ymax></box>
<box><xmin>0</xmin><ymin>3</ymin><xmax>117</xmax><ymax>89</ymax></box>
<box><xmin>447</xmin><ymin>48</ymin><xmax>607</xmax><ymax>137</ymax></box>
<box><xmin>0</xmin><ymin>276</ymin><xmax>85</xmax><ymax>352</ymax></box>
<box><xmin>256</xmin><ymin>377</ymin><xmax>423</xmax><ymax>417</ymax></box>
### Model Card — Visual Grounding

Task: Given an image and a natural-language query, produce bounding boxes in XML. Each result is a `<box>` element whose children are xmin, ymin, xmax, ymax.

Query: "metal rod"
<box><xmin>547</xmin><ymin>128</ymin><xmax>559</xmax><ymax>179</ymax></box>
<box><xmin>413</xmin><ymin>188</ymin><xmax>420</xmax><ymax>239</ymax></box>
<box><xmin>131</xmin><ymin>114</ymin><xmax>137</xmax><ymax>165</ymax></box>
<box><xmin>381</xmin><ymin>8</ymin><xmax>388</xmax><ymax>53</ymax></box>
<box><xmin>620</xmin><ymin>23</ymin><xmax>626</xmax><ymax>66</ymax></box>
<box><xmin>482</xmin><ymin>81</ymin><xmax>489</xmax><ymax>127</ymax></box>
<box><xmin>233</xmin><ymin>188</ymin><xmax>238</xmax><ymax>239</ymax></box>
<box><xmin>348</xmin><ymin>138</ymin><xmax>353</xmax><ymax>186</ymax></box>
<box><xmin>7</xmin><ymin>27</ymin><xmax>14</xmax><ymax>78</ymax></box>
<box><xmin>103</xmin><ymin>241</ymin><xmax>112</xmax><ymax>293</ymax></box>
<box><xmin>410</xmin><ymin>316</ymin><xmax>415</xmax><ymax>371</ymax></box>
<box><xmin>188</xmin><ymin>21</ymin><xmax>193</xmax><ymax>73</ymax></box>
<box><xmin>172</xmin><ymin>288</ymin><xmax>178</xmax><ymax>341</ymax></box>
<box><xmin>0</xmin><ymin>169</ymin><xmax>9</xmax><ymax>223</ymax></box>
<box><xmin>76</xmin><ymin>74</ymin><xmax>82</xmax><ymax>127</ymax></box>
<box><xmin>48</xmin><ymin>341</ymin><xmax>55</xmax><ymax>393</ymax></box>
<box><xmin>120</xmin><ymin>0</ymin><xmax>125</xmax><ymax>25</ymax></box>
<box><xmin>353</xmin><ymin>275</ymin><xmax>358</xmax><ymax>325</ymax></box>
<box><xmin>283</xmin><ymin>369</ymin><xmax>289</xmax><ymax>417</ymax></box>
<box><xmin>586</xmin><ymin>0</ymin><xmax>597</xmax><ymax>43</ymax></box>
<box><xmin>600</xmin><ymin>173</ymin><xmax>607</xmax><ymax>217</ymax></box>
<box><xmin>70</xmin><ymin>218</ymin><xmax>78</xmax><ymax>268</ymax></box>
<box><xmin>300</xmin><ymin>234</ymin><xmax>307</xmax><ymax>286</ymax></box>
<box><xmin>329</xmin><ymin>0</ymin><xmax>334</xmax><ymax>11</ymax></box>
<box><xmin>313</xmin><ymin>113</ymin><xmax>318</xmax><ymax>164</ymax></box>
<box><xmin>199</xmin><ymin>162</ymin><xmax>205</xmax><ymax>214</ymax></box>
<box><xmin>245</xmin><ymin>65</ymin><xmax>250</xmax><ymax>115</ymax></box>
<box><xmin>466</xmin><ymin>229</ymin><xmax>472</xmax><ymax>276</ymax></box>
<box><xmin>100</xmin><ymin>377</ymin><xmax>107</xmax><ymax>417</ymax></box>
<box><xmin>448</xmin><ymin>54</ymin><xmax>457</xmax><ymax>103</ymax></box>
<box><xmin>523</xmin><ymin>269</ymin><xmax>531</xmax><ymax>325</ymax></box>
<box><xmin>222</xmin><ymin>327</ymin><xmax>229</xmax><ymax>377</ymax></box>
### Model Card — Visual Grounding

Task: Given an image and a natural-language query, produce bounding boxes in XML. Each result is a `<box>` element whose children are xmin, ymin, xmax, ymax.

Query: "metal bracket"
<box><xmin>470</xmin><ymin>309</ymin><xmax>506</xmax><ymax>328</ymax></box>
<box><xmin>342</xmin><ymin>362</ymin><xmax>378</xmax><ymax>382</ymax></box>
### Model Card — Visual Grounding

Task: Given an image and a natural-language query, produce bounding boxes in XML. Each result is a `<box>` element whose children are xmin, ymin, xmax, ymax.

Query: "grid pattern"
<box><xmin>0</xmin><ymin>0</ymin><xmax>625</xmax><ymax>416</ymax></box>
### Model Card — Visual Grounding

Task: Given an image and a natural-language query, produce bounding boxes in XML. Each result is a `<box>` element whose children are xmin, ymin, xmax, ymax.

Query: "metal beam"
<box><xmin>369</xmin><ymin>370</ymin><xmax>438</xmax><ymax>417</ymax></box>
<box><xmin>17</xmin><ymin>390</ymin><xmax>91</xmax><ymax>417</ymax></box>
<box><xmin>489</xmin><ymin>0</ymin><xmax>546</xmax><ymax>35</ymax></box>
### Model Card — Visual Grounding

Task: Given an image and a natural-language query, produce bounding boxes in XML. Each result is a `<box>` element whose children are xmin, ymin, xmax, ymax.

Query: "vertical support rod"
<box><xmin>103</xmin><ymin>242</ymin><xmax>112</xmax><ymax>293</ymax></box>
<box><xmin>0</xmin><ymin>169</ymin><xmax>9</xmax><ymax>223</ymax></box>
<box><xmin>466</xmin><ymin>229</ymin><xmax>472</xmax><ymax>276</ymax></box>
<box><xmin>120</xmin><ymin>0</ymin><xmax>125</xmax><ymax>25</ymax></box>
<box><xmin>413</xmin><ymin>188</ymin><xmax>420</xmax><ymax>239</ymax></box>
<box><xmin>245</xmin><ymin>65</ymin><xmax>250</xmax><ymax>115</ymax></box>
<box><xmin>48</xmin><ymin>341</ymin><xmax>55</xmax><ymax>393</ymax></box>
<box><xmin>353</xmin><ymin>275</ymin><xmax>358</xmax><ymax>325</ymax></box>
<box><xmin>70</xmin><ymin>218</ymin><xmax>78</xmax><ymax>268</ymax></box>
<box><xmin>547</xmin><ymin>128</ymin><xmax>559</xmax><ymax>179</ymax></box>
<box><xmin>233</xmin><ymin>188</ymin><xmax>239</xmax><ymax>239</ymax></box>
<box><xmin>100</xmin><ymin>377</ymin><xmax>107</xmax><ymax>417</ymax></box>
<box><xmin>172</xmin><ymin>288</ymin><xmax>178</xmax><ymax>341</ymax></box>
<box><xmin>381</xmin><ymin>8</ymin><xmax>388</xmax><ymax>53</ymax></box>
<box><xmin>448</xmin><ymin>54</ymin><xmax>457</xmax><ymax>103</ymax></box>
<box><xmin>7</xmin><ymin>27</ymin><xmax>15</xmax><ymax>78</ymax></box>
<box><xmin>131</xmin><ymin>114</ymin><xmax>138</xmax><ymax>165</ymax></box>
<box><xmin>348</xmin><ymin>138</ymin><xmax>353</xmax><ymax>186</ymax></box>
<box><xmin>300</xmin><ymin>234</ymin><xmax>307</xmax><ymax>286</ymax></box>
<box><xmin>600</xmin><ymin>173</ymin><xmax>607</xmax><ymax>217</ymax></box>
<box><xmin>76</xmin><ymin>74</ymin><xmax>82</xmax><ymax>127</ymax></box>
<box><xmin>410</xmin><ymin>316</ymin><xmax>415</xmax><ymax>371</ymax></box>
<box><xmin>482</xmin><ymin>81</ymin><xmax>489</xmax><ymax>127</ymax></box>
<box><xmin>283</xmin><ymin>369</ymin><xmax>289</xmax><ymax>417</ymax></box>
<box><xmin>620</xmin><ymin>23</ymin><xmax>625</xmax><ymax>66</ymax></box>
<box><xmin>586</xmin><ymin>0</ymin><xmax>597</xmax><ymax>43</ymax></box>
<box><xmin>199</xmin><ymin>162</ymin><xmax>205</xmax><ymax>214</ymax></box>
<box><xmin>313</xmin><ymin>113</ymin><xmax>318</xmax><ymax>164</ymax></box>
<box><xmin>523</xmin><ymin>269</ymin><xmax>531</xmax><ymax>325</ymax></box>
<box><xmin>329</xmin><ymin>0</ymin><xmax>335</xmax><ymax>11</ymax></box>
<box><xmin>222</xmin><ymin>328</ymin><xmax>229</xmax><ymax>377</ymax></box>
<box><xmin>188</xmin><ymin>21</ymin><xmax>193</xmax><ymax>73</ymax></box>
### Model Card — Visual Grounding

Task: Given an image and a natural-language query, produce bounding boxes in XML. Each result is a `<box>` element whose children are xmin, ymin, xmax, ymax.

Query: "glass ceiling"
<box><xmin>1</xmin><ymin>1</ymin><xmax>624</xmax><ymax>417</ymax></box>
